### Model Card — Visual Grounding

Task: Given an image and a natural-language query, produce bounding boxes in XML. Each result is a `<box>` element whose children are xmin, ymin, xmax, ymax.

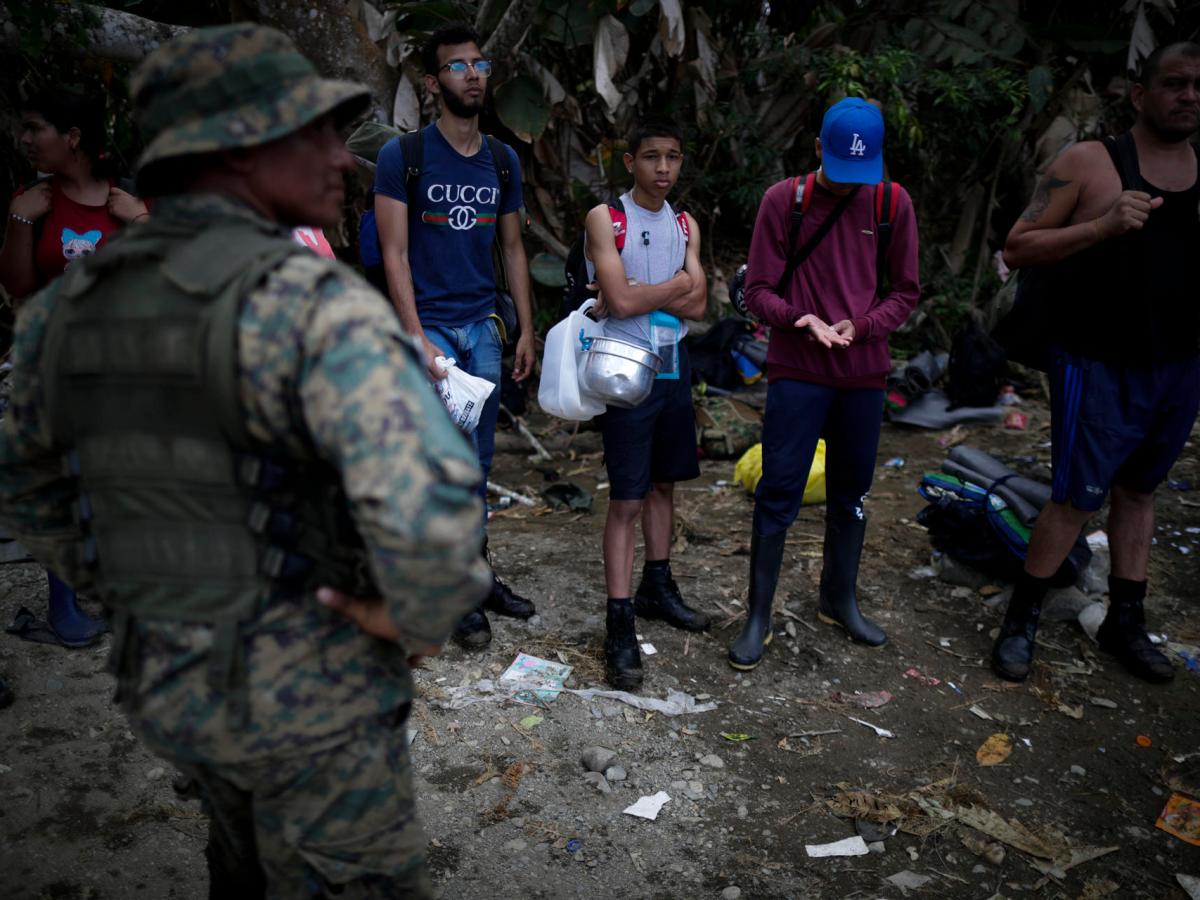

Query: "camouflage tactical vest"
<box><xmin>41</xmin><ymin>213</ymin><xmax>377</xmax><ymax>713</ymax></box>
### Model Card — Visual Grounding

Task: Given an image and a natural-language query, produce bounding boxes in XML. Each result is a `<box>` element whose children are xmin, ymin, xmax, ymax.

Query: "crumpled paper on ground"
<box><xmin>567</xmin><ymin>687</ymin><xmax>718</xmax><ymax>716</ymax></box>
<box><xmin>623</xmin><ymin>791</ymin><xmax>671</xmax><ymax>820</ymax></box>
<box><xmin>428</xmin><ymin>681</ymin><xmax>718</xmax><ymax>717</ymax></box>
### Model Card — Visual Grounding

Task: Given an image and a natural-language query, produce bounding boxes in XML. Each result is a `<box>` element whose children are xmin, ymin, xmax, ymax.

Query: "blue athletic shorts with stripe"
<box><xmin>1049</xmin><ymin>348</ymin><xmax>1200</xmax><ymax>511</ymax></box>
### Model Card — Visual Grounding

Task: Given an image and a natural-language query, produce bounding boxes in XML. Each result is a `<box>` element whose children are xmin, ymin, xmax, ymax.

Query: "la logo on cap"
<box><xmin>849</xmin><ymin>133</ymin><xmax>866</xmax><ymax>157</ymax></box>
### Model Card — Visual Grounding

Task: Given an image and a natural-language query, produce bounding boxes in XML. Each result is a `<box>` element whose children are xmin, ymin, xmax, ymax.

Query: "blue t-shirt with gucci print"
<box><xmin>361</xmin><ymin>123</ymin><xmax>523</xmax><ymax>327</ymax></box>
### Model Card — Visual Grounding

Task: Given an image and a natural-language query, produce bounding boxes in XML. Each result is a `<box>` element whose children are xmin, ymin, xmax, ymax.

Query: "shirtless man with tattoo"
<box><xmin>991</xmin><ymin>42</ymin><xmax>1200</xmax><ymax>685</ymax></box>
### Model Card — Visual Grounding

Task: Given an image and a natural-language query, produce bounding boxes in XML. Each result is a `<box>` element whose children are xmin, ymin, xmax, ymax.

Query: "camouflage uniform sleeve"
<box><xmin>0</xmin><ymin>284</ymin><xmax>92</xmax><ymax>585</ymax></box>
<box><xmin>239</xmin><ymin>255</ymin><xmax>491</xmax><ymax>652</ymax></box>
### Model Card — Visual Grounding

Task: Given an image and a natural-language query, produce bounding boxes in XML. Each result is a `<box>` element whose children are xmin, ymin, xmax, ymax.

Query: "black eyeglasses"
<box><xmin>440</xmin><ymin>59</ymin><xmax>493</xmax><ymax>77</ymax></box>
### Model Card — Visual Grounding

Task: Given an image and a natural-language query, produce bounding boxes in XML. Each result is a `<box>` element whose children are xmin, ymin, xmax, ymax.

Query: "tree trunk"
<box><xmin>481</xmin><ymin>0</ymin><xmax>538</xmax><ymax>61</ymax></box>
<box><xmin>239</xmin><ymin>0</ymin><xmax>397</xmax><ymax>122</ymax></box>
<box><xmin>0</xmin><ymin>3</ymin><xmax>187</xmax><ymax>64</ymax></box>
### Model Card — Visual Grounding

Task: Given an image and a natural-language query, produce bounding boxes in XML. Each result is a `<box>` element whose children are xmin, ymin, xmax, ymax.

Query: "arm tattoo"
<box><xmin>1020</xmin><ymin>172</ymin><xmax>1072</xmax><ymax>222</ymax></box>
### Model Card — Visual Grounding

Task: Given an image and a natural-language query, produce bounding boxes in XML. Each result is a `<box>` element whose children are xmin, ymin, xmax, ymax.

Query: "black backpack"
<box><xmin>945</xmin><ymin>318</ymin><xmax>1007</xmax><ymax>409</ymax></box>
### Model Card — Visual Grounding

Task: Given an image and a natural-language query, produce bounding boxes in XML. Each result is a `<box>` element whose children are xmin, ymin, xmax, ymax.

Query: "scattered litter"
<box><xmin>639</xmin><ymin>643</ymin><xmax>658</xmax><ymax>656</ymax></box>
<box><xmin>1003</xmin><ymin>410</ymin><xmax>1027</xmax><ymax>430</ymax></box>
<box><xmin>567</xmin><ymin>688</ymin><xmax>718</xmax><ymax>717</ymax></box>
<box><xmin>565</xmin><ymin>838</ymin><xmax>582</xmax><ymax>853</ymax></box>
<box><xmin>937</xmin><ymin>425</ymin><xmax>968</xmax><ymax>448</ymax></box>
<box><xmin>1157</xmin><ymin>794</ymin><xmax>1200</xmax><ymax>846</ymax></box>
<box><xmin>1136</xmin><ymin>735</ymin><xmax>1152</xmax><ymax>748</ymax></box>
<box><xmin>1177</xmin><ymin>874</ymin><xmax>1200</xmax><ymax>900</ymax></box>
<box><xmin>720</xmin><ymin>732</ymin><xmax>754</xmax><ymax>742</ymax></box>
<box><xmin>541</xmin><ymin>481</ymin><xmax>593</xmax><ymax>512</ymax></box>
<box><xmin>846</xmin><ymin>716</ymin><xmax>895</xmax><ymax>739</ymax></box>
<box><xmin>805</xmin><ymin>836</ymin><xmax>870</xmax><ymax>858</ymax></box>
<box><xmin>1085</xmin><ymin>530</ymin><xmax>1109</xmax><ymax>549</ymax></box>
<box><xmin>976</xmin><ymin>733</ymin><xmax>1013</xmax><ymax>766</ymax></box>
<box><xmin>969</xmin><ymin>705</ymin><xmax>993</xmax><ymax>721</ymax></box>
<box><xmin>947</xmin><ymin>682</ymin><xmax>963</xmax><ymax>694</ymax></box>
<box><xmin>623</xmin><ymin>791</ymin><xmax>671</xmax><ymax>821</ymax></box>
<box><xmin>1078</xmin><ymin>603</ymin><xmax>1106</xmax><ymax>642</ymax></box>
<box><xmin>883</xmin><ymin>457</ymin><xmax>905</xmax><ymax>468</ymax></box>
<box><xmin>518</xmin><ymin>715</ymin><xmax>543</xmax><ymax>730</ymax></box>
<box><xmin>903</xmin><ymin>667</ymin><xmax>941</xmax><ymax>686</ymax></box>
<box><xmin>907</xmin><ymin>565</ymin><xmax>937</xmax><ymax>580</ymax></box>
<box><xmin>498</xmin><ymin>653</ymin><xmax>573</xmax><ymax>704</ymax></box>
<box><xmin>855</xmin><ymin>819</ymin><xmax>898</xmax><ymax>842</ymax></box>
<box><xmin>1168</xmin><ymin>479</ymin><xmax>1193</xmax><ymax>491</ymax></box>
<box><xmin>829</xmin><ymin>690</ymin><xmax>893</xmax><ymax>709</ymax></box>
<box><xmin>1171</xmin><ymin>642</ymin><xmax>1200</xmax><ymax>674</ymax></box>
<box><xmin>1089</xmin><ymin>697</ymin><xmax>1118</xmax><ymax>709</ymax></box>
<box><xmin>885</xmin><ymin>870</ymin><xmax>932</xmax><ymax>894</ymax></box>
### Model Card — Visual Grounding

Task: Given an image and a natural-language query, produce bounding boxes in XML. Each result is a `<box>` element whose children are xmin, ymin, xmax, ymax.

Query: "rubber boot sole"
<box><xmin>817</xmin><ymin>611</ymin><xmax>887</xmax><ymax>648</ymax></box>
<box><xmin>727</xmin><ymin>630</ymin><xmax>772</xmax><ymax>671</ymax></box>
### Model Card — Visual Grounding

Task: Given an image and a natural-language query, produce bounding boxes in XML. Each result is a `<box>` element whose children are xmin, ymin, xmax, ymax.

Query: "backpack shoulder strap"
<box><xmin>484</xmin><ymin>134</ymin><xmax>511</xmax><ymax>210</ymax></box>
<box><xmin>400</xmin><ymin>130</ymin><xmax>423</xmax><ymax>203</ymax></box>
<box><xmin>675</xmin><ymin>211</ymin><xmax>690</xmax><ymax>243</ymax></box>
<box><xmin>874</xmin><ymin>180</ymin><xmax>900</xmax><ymax>296</ymax></box>
<box><xmin>1103</xmin><ymin>133</ymin><xmax>1141</xmax><ymax>192</ymax></box>
<box><xmin>609</xmin><ymin>197</ymin><xmax>628</xmax><ymax>252</ymax></box>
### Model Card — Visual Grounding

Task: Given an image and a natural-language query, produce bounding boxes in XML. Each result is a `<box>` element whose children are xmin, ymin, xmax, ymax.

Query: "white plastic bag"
<box><xmin>538</xmin><ymin>299</ymin><xmax>605</xmax><ymax>420</ymax></box>
<box><xmin>434</xmin><ymin>357</ymin><xmax>496</xmax><ymax>433</ymax></box>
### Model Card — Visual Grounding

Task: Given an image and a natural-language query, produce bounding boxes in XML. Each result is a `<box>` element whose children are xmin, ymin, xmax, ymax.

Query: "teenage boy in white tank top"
<box><xmin>583</xmin><ymin>119</ymin><xmax>711</xmax><ymax>691</ymax></box>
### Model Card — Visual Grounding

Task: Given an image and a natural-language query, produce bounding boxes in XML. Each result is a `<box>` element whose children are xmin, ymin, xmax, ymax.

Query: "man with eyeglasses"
<box><xmin>363</xmin><ymin>22</ymin><xmax>538</xmax><ymax>650</ymax></box>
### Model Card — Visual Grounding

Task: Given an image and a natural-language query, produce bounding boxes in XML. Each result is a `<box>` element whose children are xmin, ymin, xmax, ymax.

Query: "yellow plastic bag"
<box><xmin>734</xmin><ymin>440</ymin><xmax>826</xmax><ymax>505</ymax></box>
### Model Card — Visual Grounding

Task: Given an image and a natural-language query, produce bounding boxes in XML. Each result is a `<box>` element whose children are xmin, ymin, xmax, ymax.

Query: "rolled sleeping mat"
<box><xmin>948</xmin><ymin>445</ymin><xmax>1051</xmax><ymax>508</ymax></box>
<box><xmin>942</xmin><ymin>459</ymin><xmax>1042</xmax><ymax>526</ymax></box>
<box><xmin>902</xmin><ymin>350</ymin><xmax>948</xmax><ymax>396</ymax></box>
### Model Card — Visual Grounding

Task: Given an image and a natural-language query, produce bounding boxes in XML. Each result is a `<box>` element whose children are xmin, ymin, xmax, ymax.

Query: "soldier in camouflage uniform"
<box><xmin>0</xmin><ymin>24</ymin><xmax>490</xmax><ymax>898</ymax></box>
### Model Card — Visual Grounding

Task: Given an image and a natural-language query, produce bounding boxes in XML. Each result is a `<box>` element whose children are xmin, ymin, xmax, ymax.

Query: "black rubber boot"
<box><xmin>817</xmin><ymin>517</ymin><xmax>886</xmax><ymax>647</ymax></box>
<box><xmin>46</xmin><ymin>571</ymin><xmax>106</xmax><ymax>648</ymax></box>
<box><xmin>482</xmin><ymin>537</ymin><xmax>535</xmax><ymax>619</ymax></box>
<box><xmin>635</xmin><ymin>559</ymin><xmax>710</xmax><ymax>632</ymax></box>
<box><xmin>991</xmin><ymin>571</ymin><xmax>1050</xmax><ymax>682</ymax></box>
<box><xmin>1096</xmin><ymin>578</ymin><xmax>1174</xmax><ymax>683</ymax></box>
<box><xmin>728</xmin><ymin>530</ymin><xmax>786</xmax><ymax>670</ymax></box>
<box><xmin>604</xmin><ymin>599</ymin><xmax>644</xmax><ymax>690</ymax></box>
<box><xmin>451</xmin><ymin>606</ymin><xmax>492</xmax><ymax>650</ymax></box>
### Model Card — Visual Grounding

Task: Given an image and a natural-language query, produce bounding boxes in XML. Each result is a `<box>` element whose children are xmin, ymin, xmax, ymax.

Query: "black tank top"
<box><xmin>1049</xmin><ymin>132</ymin><xmax>1200</xmax><ymax>364</ymax></box>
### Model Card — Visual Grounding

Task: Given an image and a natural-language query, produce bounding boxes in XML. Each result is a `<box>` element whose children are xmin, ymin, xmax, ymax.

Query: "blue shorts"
<box><xmin>1050</xmin><ymin>349</ymin><xmax>1200</xmax><ymax>511</ymax></box>
<box><xmin>601</xmin><ymin>347</ymin><xmax>699</xmax><ymax>500</ymax></box>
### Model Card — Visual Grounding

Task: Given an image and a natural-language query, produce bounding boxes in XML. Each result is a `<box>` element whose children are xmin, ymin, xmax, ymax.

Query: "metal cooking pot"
<box><xmin>577</xmin><ymin>336</ymin><xmax>662</xmax><ymax>408</ymax></box>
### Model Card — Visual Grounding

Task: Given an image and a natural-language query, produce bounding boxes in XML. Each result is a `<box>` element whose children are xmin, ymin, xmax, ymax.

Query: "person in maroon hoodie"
<box><xmin>729</xmin><ymin>98</ymin><xmax>920</xmax><ymax>670</ymax></box>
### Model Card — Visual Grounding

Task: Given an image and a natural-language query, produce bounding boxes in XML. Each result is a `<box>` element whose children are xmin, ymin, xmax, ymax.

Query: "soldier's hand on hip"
<box><xmin>794</xmin><ymin>314</ymin><xmax>850</xmax><ymax>349</ymax></box>
<box><xmin>1096</xmin><ymin>190</ymin><xmax>1163</xmax><ymax>240</ymax></box>
<box><xmin>317</xmin><ymin>586</ymin><xmax>405</xmax><ymax>642</ymax></box>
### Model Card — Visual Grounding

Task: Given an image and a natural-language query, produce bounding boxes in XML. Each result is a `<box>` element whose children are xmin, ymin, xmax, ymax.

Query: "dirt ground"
<box><xmin>2</xmin><ymin>395</ymin><xmax>1198</xmax><ymax>900</ymax></box>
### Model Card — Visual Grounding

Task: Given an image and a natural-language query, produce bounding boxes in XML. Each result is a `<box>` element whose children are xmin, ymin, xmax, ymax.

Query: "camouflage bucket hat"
<box><xmin>131</xmin><ymin>23</ymin><xmax>371</xmax><ymax>172</ymax></box>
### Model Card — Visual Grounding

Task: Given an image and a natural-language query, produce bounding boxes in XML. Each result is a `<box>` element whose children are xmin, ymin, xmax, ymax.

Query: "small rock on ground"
<box><xmin>581</xmin><ymin>746</ymin><xmax>617</xmax><ymax>773</ymax></box>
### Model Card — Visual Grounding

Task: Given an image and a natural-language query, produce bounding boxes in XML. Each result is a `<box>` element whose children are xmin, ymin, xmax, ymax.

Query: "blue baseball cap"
<box><xmin>819</xmin><ymin>98</ymin><xmax>884</xmax><ymax>185</ymax></box>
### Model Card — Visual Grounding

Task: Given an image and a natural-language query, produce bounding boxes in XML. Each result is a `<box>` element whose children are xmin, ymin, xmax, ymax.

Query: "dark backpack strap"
<box><xmin>484</xmin><ymin>134</ymin><xmax>511</xmax><ymax>213</ymax></box>
<box><xmin>874</xmin><ymin>180</ymin><xmax>897</xmax><ymax>295</ymax></box>
<box><xmin>1103</xmin><ymin>133</ymin><xmax>1142</xmax><ymax>192</ymax></box>
<box><xmin>776</xmin><ymin>179</ymin><xmax>859</xmax><ymax>296</ymax></box>
<box><xmin>400</xmin><ymin>130</ymin><xmax>423</xmax><ymax>204</ymax></box>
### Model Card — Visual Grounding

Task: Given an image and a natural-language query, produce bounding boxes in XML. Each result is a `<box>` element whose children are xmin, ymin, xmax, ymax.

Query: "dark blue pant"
<box><xmin>753</xmin><ymin>380</ymin><xmax>885</xmax><ymax>536</ymax></box>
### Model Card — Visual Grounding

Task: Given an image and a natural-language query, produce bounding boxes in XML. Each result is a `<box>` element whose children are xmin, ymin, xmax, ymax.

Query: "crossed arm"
<box><xmin>583</xmin><ymin>205</ymin><xmax>706</xmax><ymax>321</ymax></box>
